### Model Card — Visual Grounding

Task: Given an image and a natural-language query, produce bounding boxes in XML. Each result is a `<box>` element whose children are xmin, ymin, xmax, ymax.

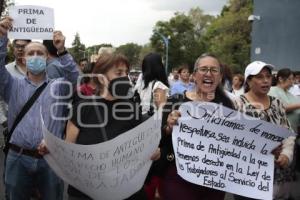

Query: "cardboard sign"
<box><xmin>172</xmin><ymin>102</ymin><xmax>295</xmax><ymax>200</ymax></box>
<box><xmin>42</xmin><ymin>114</ymin><xmax>161</xmax><ymax>200</ymax></box>
<box><xmin>8</xmin><ymin>5</ymin><xmax>54</xmax><ymax>39</ymax></box>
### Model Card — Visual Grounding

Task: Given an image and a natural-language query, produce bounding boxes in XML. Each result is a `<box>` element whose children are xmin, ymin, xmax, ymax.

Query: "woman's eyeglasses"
<box><xmin>194</xmin><ymin>66</ymin><xmax>220</xmax><ymax>74</ymax></box>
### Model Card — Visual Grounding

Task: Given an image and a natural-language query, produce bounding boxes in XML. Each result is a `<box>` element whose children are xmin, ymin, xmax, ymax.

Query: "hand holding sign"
<box><xmin>0</xmin><ymin>17</ymin><xmax>13</xmax><ymax>37</ymax></box>
<box><xmin>53</xmin><ymin>31</ymin><xmax>65</xmax><ymax>53</ymax></box>
<box><xmin>275</xmin><ymin>154</ymin><xmax>289</xmax><ymax>168</ymax></box>
<box><xmin>165</xmin><ymin>110</ymin><xmax>181</xmax><ymax>135</ymax></box>
<box><xmin>150</xmin><ymin>148</ymin><xmax>161</xmax><ymax>161</ymax></box>
<box><xmin>37</xmin><ymin>139</ymin><xmax>49</xmax><ymax>155</ymax></box>
<box><xmin>171</xmin><ymin>101</ymin><xmax>296</xmax><ymax>200</ymax></box>
<box><xmin>42</xmin><ymin>113</ymin><xmax>162</xmax><ymax>200</ymax></box>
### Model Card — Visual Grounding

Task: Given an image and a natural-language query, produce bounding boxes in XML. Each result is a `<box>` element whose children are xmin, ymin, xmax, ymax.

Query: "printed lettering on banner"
<box><xmin>8</xmin><ymin>5</ymin><xmax>54</xmax><ymax>39</ymax></box>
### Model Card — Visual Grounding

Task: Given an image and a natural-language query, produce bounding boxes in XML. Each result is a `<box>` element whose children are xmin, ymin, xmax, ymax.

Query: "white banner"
<box><xmin>42</xmin><ymin>114</ymin><xmax>161</xmax><ymax>200</ymax></box>
<box><xmin>8</xmin><ymin>5</ymin><xmax>54</xmax><ymax>39</ymax></box>
<box><xmin>172</xmin><ymin>102</ymin><xmax>295</xmax><ymax>200</ymax></box>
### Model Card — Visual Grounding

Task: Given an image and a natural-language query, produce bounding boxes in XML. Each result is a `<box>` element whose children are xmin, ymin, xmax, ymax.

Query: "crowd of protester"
<box><xmin>0</xmin><ymin>16</ymin><xmax>299</xmax><ymax>200</ymax></box>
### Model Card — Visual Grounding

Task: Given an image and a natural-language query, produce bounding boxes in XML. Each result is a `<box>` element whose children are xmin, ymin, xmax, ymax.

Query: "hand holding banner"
<box><xmin>172</xmin><ymin>101</ymin><xmax>295</xmax><ymax>200</ymax></box>
<box><xmin>42</xmin><ymin>114</ymin><xmax>161</xmax><ymax>200</ymax></box>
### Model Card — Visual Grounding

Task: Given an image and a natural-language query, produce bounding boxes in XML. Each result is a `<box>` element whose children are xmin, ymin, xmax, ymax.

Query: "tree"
<box><xmin>68</xmin><ymin>32</ymin><xmax>86</xmax><ymax>63</ymax></box>
<box><xmin>139</xmin><ymin>43</ymin><xmax>154</xmax><ymax>66</ymax></box>
<box><xmin>85</xmin><ymin>43</ymin><xmax>112</xmax><ymax>62</ymax></box>
<box><xmin>1</xmin><ymin>0</ymin><xmax>14</xmax><ymax>64</ymax></box>
<box><xmin>188</xmin><ymin>7</ymin><xmax>214</xmax><ymax>36</ymax></box>
<box><xmin>116</xmin><ymin>43</ymin><xmax>142</xmax><ymax>67</ymax></box>
<box><xmin>6</xmin><ymin>42</ymin><xmax>14</xmax><ymax>64</ymax></box>
<box><xmin>150</xmin><ymin>9</ymin><xmax>213</xmax><ymax>72</ymax></box>
<box><xmin>86</xmin><ymin>43</ymin><xmax>113</xmax><ymax>54</ymax></box>
<box><xmin>204</xmin><ymin>0</ymin><xmax>253</xmax><ymax>73</ymax></box>
<box><xmin>1</xmin><ymin>0</ymin><xmax>13</xmax><ymax>17</ymax></box>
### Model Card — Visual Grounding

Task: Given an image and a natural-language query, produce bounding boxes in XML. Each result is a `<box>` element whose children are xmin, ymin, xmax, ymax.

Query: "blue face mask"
<box><xmin>26</xmin><ymin>56</ymin><xmax>47</xmax><ymax>75</ymax></box>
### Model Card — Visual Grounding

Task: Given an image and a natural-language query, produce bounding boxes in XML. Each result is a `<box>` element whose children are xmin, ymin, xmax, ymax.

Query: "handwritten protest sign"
<box><xmin>172</xmin><ymin>102</ymin><xmax>295</xmax><ymax>200</ymax></box>
<box><xmin>8</xmin><ymin>5</ymin><xmax>54</xmax><ymax>39</ymax></box>
<box><xmin>42</xmin><ymin>114</ymin><xmax>161</xmax><ymax>200</ymax></box>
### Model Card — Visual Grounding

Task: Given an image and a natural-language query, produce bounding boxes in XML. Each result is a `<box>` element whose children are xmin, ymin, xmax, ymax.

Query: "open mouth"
<box><xmin>261</xmin><ymin>85</ymin><xmax>270</xmax><ymax>90</ymax></box>
<box><xmin>203</xmin><ymin>79</ymin><xmax>213</xmax><ymax>86</ymax></box>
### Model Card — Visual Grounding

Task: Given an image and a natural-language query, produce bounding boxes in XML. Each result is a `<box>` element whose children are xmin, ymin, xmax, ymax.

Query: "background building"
<box><xmin>250</xmin><ymin>0</ymin><xmax>300</xmax><ymax>71</ymax></box>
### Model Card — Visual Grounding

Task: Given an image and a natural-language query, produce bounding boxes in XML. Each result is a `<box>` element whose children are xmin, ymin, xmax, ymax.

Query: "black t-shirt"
<box><xmin>71</xmin><ymin>98</ymin><xmax>141</xmax><ymax>144</ymax></box>
<box><xmin>68</xmin><ymin>98</ymin><xmax>146</xmax><ymax>199</ymax></box>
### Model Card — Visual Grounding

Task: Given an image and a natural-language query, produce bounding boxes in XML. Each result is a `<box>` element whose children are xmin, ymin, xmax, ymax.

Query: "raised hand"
<box><xmin>0</xmin><ymin>17</ymin><xmax>13</xmax><ymax>37</ymax></box>
<box><xmin>53</xmin><ymin>30</ymin><xmax>66</xmax><ymax>53</ymax></box>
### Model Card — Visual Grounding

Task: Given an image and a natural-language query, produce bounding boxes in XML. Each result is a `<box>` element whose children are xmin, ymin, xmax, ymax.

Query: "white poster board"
<box><xmin>172</xmin><ymin>102</ymin><xmax>295</xmax><ymax>200</ymax></box>
<box><xmin>42</xmin><ymin>114</ymin><xmax>161</xmax><ymax>200</ymax></box>
<box><xmin>8</xmin><ymin>5</ymin><xmax>54</xmax><ymax>39</ymax></box>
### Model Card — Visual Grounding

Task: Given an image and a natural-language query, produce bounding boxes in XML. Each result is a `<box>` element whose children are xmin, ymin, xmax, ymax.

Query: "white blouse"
<box><xmin>136</xmin><ymin>80</ymin><xmax>169</xmax><ymax>114</ymax></box>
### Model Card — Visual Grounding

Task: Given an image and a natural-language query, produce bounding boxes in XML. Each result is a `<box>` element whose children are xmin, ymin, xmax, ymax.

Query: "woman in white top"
<box><xmin>231</xmin><ymin>73</ymin><xmax>245</xmax><ymax>96</ymax></box>
<box><xmin>134</xmin><ymin>53</ymin><xmax>169</xmax><ymax>200</ymax></box>
<box><xmin>135</xmin><ymin>53</ymin><xmax>169</xmax><ymax>115</ymax></box>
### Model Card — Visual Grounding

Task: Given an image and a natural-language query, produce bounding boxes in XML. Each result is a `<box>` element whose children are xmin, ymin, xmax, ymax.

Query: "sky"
<box><xmin>13</xmin><ymin>0</ymin><xmax>228</xmax><ymax>48</ymax></box>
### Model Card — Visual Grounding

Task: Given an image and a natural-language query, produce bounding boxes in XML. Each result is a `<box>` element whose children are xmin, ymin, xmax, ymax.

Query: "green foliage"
<box><xmin>150</xmin><ymin>7</ymin><xmax>214</xmax><ymax>71</ymax></box>
<box><xmin>188</xmin><ymin>7</ymin><xmax>215</xmax><ymax>36</ymax></box>
<box><xmin>204</xmin><ymin>0</ymin><xmax>253</xmax><ymax>73</ymax></box>
<box><xmin>86</xmin><ymin>43</ymin><xmax>112</xmax><ymax>61</ymax></box>
<box><xmin>150</xmin><ymin>1</ymin><xmax>253</xmax><ymax>74</ymax></box>
<box><xmin>139</xmin><ymin>43</ymin><xmax>154</xmax><ymax>65</ymax></box>
<box><xmin>150</xmin><ymin>8</ymin><xmax>212</xmax><ymax>73</ymax></box>
<box><xmin>1</xmin><ymin>0</ymin><xmax>14</xmax><ymax>63</ymax></box>
<box><xmin>86</xmin><ymin>43</ymin><xmax>112</xmax><ymax>54</ymax></box>
<box><xmin>116</xmin><ymin>43</ymin><xmax>142</xmax><ymax>67</ymax></box>
<box><xmin>68</xmin><ymin>32</ymin><xmax>86</xmax><ymax>63</ymax></box>
<box><xmin>1</xmin><ymin>0</ymin><xmax>14</xmax><ymax>17</ymax></box>
<box><xmin>6</xmin><ymin>42</ymin><xmax>14</xmax><ymax>64</ymax></box>
<box><xmin>55</xmin><ymin>0</ymin><xmax>253</xmax><ymax>75</ymax></box>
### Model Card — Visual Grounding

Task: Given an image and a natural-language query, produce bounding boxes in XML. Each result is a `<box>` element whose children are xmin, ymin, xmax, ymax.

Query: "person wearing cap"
<box><xmin>234</xmin><ymin>61</ymin><xmax>296</xmax><ymax>200</ymax></box>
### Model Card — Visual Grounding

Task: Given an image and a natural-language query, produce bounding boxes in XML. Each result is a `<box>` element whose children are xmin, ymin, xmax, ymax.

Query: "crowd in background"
<box><xmin>0</xmin><ymin>16</ymin><xmax>300</xmax><ymax>200</ymax></box>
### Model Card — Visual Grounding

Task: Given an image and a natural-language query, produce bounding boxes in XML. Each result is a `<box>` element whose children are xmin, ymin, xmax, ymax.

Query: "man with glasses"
<box><xmin>6</xmin><ymin>39</ymin><xmax>31</xmax><ymax>77</ymax></box>
<box><xmin>0</xmin><ymin>39</ymin><xmax>31</xmax><ymax>199</ymax></box>
<box><xmin>0</xmin><ymin>17</ymin><xmax>79</xmax><ymax>200</ymax></box>
<box><xmin>1</xmin><ymin>39</ymin><xmax>31</xmax><ymax>144</ymax></box>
